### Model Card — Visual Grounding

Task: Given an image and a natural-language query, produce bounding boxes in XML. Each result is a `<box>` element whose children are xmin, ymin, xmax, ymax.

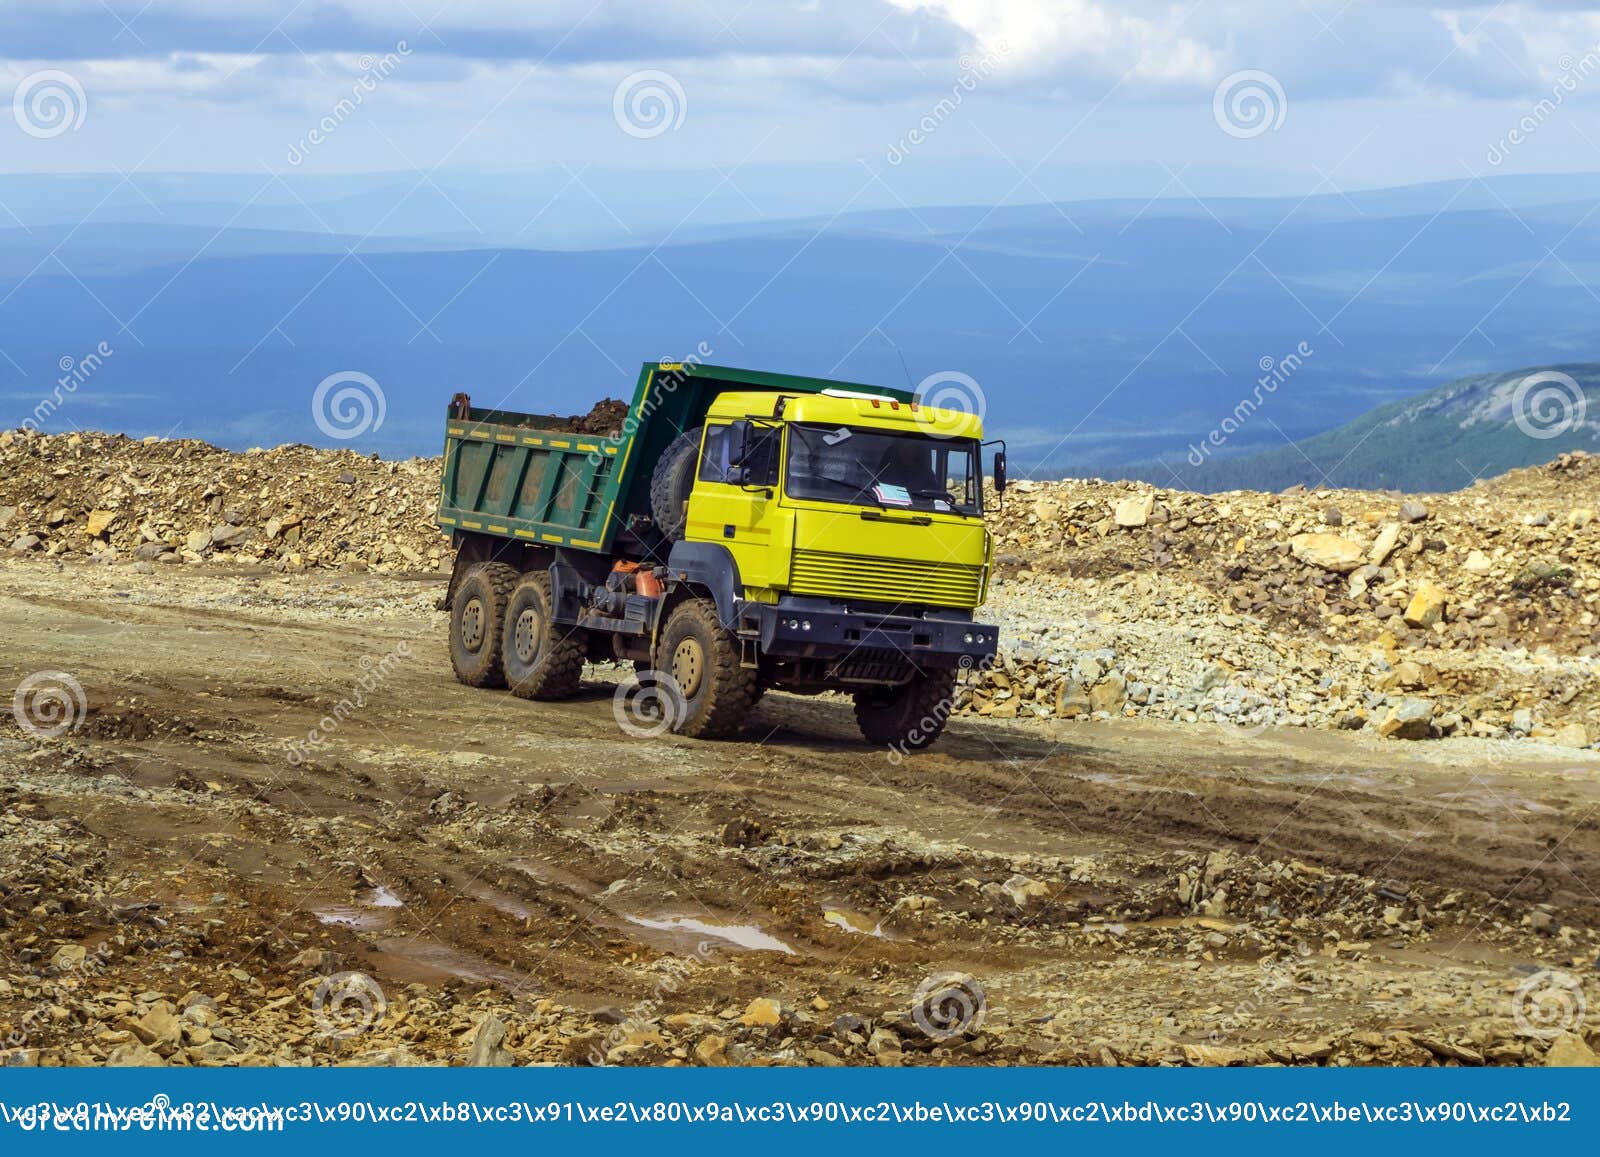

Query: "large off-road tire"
<box><xmin>502</xmin><ymin>572</ymin><xmax>588</xmax><ymax>700</ymax></box>
<box><xmin>656</xmin><ymin>597</ymin><xmax>758</xmax><ymax>739</ymax></box>
<box><xmin>854</xmin><ymin>669</ymin><xmax>958</xmax><ymax>750</ymax></box>
<box><xmin>650</xmin><ymin>426</ymin><xmax>702</xmax><ymax>541</ymax></box>
<box><xmin>449</xmin><ymin>562</ymin><xmax>519</xmax><ymax>688</ymax></box>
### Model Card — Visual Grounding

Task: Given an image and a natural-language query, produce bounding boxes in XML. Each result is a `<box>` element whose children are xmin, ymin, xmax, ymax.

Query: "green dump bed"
<box><xmin>437</xmin><ymin>362</ymin><xmax>907</xmax><ymax>556</ymax></box>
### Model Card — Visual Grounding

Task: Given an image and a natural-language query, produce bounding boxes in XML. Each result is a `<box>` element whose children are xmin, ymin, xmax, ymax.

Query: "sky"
<box><xmin>5</xmin><ymin>0</ymin><xmax>1600</xmax><ymax>200</ymax></box>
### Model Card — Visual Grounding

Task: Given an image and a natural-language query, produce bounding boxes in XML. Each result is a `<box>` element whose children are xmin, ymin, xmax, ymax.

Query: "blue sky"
<box><xmin>5</xmin><ymin>1</ymin><xmax>1600</xmax><ymax>200</ymax></box>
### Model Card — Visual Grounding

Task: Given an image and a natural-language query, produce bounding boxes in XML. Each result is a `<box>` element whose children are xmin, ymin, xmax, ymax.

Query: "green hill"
<box><xmin>1130</xmin><ymin>364</ymin><xmax>1600</xmax><ymax>493</ymax></box>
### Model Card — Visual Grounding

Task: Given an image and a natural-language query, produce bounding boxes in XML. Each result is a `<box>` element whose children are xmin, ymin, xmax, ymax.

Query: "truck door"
<box><xmin>685</xmin><ymin>423</ymin><xmax>783</xmax><ymax>591</ymax></box>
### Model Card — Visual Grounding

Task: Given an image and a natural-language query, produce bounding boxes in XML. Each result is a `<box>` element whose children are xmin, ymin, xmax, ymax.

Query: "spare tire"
<box><xmin>650</xmin><ymin>425</ymin><xmax>701</xmax><ymax>541</ymax></box>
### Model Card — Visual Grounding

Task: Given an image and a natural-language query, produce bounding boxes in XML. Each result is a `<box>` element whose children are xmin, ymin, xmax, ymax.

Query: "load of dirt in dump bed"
<box><xmin>510</xmin><ymin>398</ymin><xmax>628</xmax><ymax>436</ymax></box>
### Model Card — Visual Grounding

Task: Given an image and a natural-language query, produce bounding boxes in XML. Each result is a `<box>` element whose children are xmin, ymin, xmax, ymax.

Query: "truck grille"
<box><xmin>829</xmin><ymin>648</ymin><xmax>909</xmax><ymax>683</ymax></box>
<box><xmin>788</xmin><ymin>549</ymin><xmax>983</xmax><ymax>609</ymax></box>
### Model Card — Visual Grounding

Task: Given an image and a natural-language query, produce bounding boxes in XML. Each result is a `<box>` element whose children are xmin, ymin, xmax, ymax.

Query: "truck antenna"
<box><xmin>885</xmin><ymin>334</ymin><xmax>916</xmax><ymax>394</ymax></box>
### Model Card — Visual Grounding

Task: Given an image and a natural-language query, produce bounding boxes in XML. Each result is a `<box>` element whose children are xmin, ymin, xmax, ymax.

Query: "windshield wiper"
<box><xmin>804</xmin><ymin>474</ymin><xmax>889</xmax><ymax>509</ymax></box>
<box><xmin>909</xmin><ymin>487</ymin><xmax>975</xmax><ymax>516</ymax></box>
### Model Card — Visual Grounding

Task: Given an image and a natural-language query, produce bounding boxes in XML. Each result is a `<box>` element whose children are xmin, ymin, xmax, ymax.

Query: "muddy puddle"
<box><xmin>823</xmin><ymin>907</ymin><xmax>890</xmax><ymax>938</ymax></box>
<box><xmin>624</xmin><ymin>914</ymin><xmax>796</xmax><ymax>955</ymax></box>
<box><xmin>367</xmin><ymin>936</ymin><xmax>538</xmax><ymax>989</ymax></box>
<box><xmin>311</xmin><ymin>885</ymin><xmax>405</xmax><ymax>930</ymax></box>
<box><xmin>466</xmin><ymin>882</ymin><xmax>535</xmax><ymax>921</ymax></box>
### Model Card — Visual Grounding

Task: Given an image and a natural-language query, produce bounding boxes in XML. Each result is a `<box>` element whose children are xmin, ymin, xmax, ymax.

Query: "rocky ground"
<box><xmin>1</xmin><ymin>428</ymin><xmax>1598</xmax><ymax>1067</ymax></box>
<box><xmin>0</xmin><ymin>560</ymin><xmax>1598</xmax><ymax>1069</ymax></box>
<box><xmin>972</xmin><ymin>454</ymin><xmax>1599</xmax><ymax>748</ymax></box>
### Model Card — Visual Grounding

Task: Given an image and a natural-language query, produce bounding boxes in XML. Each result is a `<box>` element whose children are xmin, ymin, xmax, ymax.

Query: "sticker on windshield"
<box><xmin>873</xmin><ymin>483</ymin><xmax>912</xmax><ymax>506</ymax></box>
<box><xmin>934</xmin><ymin>499</ymin><xmax>951</xmax><ymax>511</ymax></box>
<box><xmin>822</xmin><ymin>426</ymin><xmax>852</xmax><ymax>445</ymax></box>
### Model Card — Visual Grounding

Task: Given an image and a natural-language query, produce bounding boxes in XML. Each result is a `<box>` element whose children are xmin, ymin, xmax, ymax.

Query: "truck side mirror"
<box><xmin>993</xmin><ymin>449</ymin><xmax>1007</xmax><ymax>495</ymax></box>
<box><xmin>725</xmin><ymin>420</ymin><xmax>752</xmax><ymax>467</ymax></box>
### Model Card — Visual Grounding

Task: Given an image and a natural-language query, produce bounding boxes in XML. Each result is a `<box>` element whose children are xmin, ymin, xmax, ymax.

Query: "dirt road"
<box><xmin>2</xmin><ymin>560</ymin><xmax>1597</xmax><ymax>1066</ymax></box>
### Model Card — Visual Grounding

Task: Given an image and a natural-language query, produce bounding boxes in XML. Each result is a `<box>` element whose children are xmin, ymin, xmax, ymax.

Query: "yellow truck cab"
<box><xmin>438</xmin><ymin>363</ymin><xmax>1005</xmax><ymax>750</ymax></box>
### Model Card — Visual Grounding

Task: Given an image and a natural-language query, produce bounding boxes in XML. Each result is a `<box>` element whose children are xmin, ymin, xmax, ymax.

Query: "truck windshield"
<box><xmin>785</xmin><ymin>424</ymin><xmax>981</xmax><ymax>515</ymax></box>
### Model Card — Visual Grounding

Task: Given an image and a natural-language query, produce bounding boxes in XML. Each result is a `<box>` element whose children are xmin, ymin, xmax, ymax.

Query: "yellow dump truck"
<box><xmin>437</xmin><ymin>362</ymin><xmax>1004</xmax><ymax>748</ymax></box>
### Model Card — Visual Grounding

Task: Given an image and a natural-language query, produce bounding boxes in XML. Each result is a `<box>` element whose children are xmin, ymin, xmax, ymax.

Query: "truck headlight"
<box><xmin>964</xmin><ymin>632</ymin><xmax>974</xmax><ymax>644</ymax></box>
<box><xmin>801</xmin><ymin>620</ymin><xmax>812</xmax><ymax>631</ymax></box>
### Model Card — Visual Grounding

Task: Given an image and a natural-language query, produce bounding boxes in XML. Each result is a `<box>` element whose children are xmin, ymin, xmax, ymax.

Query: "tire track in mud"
<box><xmin>5</xmin><ymin>562</ymin><xmax>1599</xmax><ymax>1066</ymax></box>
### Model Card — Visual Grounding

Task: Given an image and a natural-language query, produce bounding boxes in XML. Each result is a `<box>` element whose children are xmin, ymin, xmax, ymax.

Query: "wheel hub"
<box><xmin>460</xmin><ymin>597</ymin><xmax>485</xmax><ymax>651</ymax></box>
<box><xmin>513</xmin><ymin>606</ymin><xmax>543</xmax><ymax>665</ymax></box>
<box><xmin>671</xmin><ymin>637</ymin><xmax>705</xmax><ymax>699</ymax></box>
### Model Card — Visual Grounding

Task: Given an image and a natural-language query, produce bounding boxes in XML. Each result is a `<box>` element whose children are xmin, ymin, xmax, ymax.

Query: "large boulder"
<box><xmin>1289</xmin><ymin>533</ymin><xmax>1364</xmax><ymax>573</ymax></box>
<box><xmin>1378</xmin><ymin>697</ymin><xmax>1434</xmax><ymax>740</ymax></box>
<box><xmin>1113</xmin><ymin>492</ymin><xmax>1155</xmax><ymax>528</ymax></box>
<box><xmin>1403</xmin><ymin>580</ymin><xmax>1448</xmax><ymax>628</ymax></box>
<box><xmin>465</xmin><ymin>1012</ymin><xmax>514</xmax><ymax>1067</ymax></box>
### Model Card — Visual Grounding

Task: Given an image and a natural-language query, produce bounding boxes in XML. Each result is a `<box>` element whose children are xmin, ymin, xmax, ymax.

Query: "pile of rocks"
<box><xmin>964</xmin><ymin>453</ymin><xmax>1599</xmax><ymax>746</ymax></box>
<box><xmin>988</xmin><ymin>452</ymin><xmax>1599</xmax><ymax>659</ymax></box>
<box><xmin>0</xmin><ymin>429</ymin><xmax>446</xmax><ymax>573</ymax></box>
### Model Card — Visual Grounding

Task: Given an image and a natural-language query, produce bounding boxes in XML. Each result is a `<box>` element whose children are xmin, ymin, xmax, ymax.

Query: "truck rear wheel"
<box><xmin>649</xmin><ymin>426</ymin><xmax>701</xmax><ymax>541</ymax></box>
<box><xmin>449</xmin><ymin>562</ymin><xmax>519</xmax><ymax>688</ymax></box>
<box><xmin>854</xmin><ymin>669</ymin><xmax>957</xmax><ymax>751</ymax></box>
<box><xmin>657</xmin><ymin>597</ymin><xmax>758</xmax><ymax>739</ymax></box>
<box><xmin>503</xmin><ymin>573</ymin><xmax>588</xmax><ymax>700</ymax></box>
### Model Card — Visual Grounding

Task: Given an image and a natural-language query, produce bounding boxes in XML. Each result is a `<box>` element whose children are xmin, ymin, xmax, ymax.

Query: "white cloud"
<box><xmin>887</xmin><ymin>0</ymin><xmax>1218</xmax><ymax>84</ymax></box>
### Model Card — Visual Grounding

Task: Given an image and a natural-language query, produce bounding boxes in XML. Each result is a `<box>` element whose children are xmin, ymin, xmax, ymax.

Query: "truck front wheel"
<box><xmin>503</xmin><ymin>573</ymin><xmax>588</xmax><ymax>700</ymax></box>
<box><xmin>656</xmin><ymin>597</ymin><xmax>758</xmax><ymax>739</ymax></box>
<box><xmin>449</xmin><ymin>562</ymin><xmax>519</xmax><ymax>688</ymax></box>
<box><xmin>854</xmin><ymin>669</ymin><xmax>958</xmax><ymax>751</ymax></box>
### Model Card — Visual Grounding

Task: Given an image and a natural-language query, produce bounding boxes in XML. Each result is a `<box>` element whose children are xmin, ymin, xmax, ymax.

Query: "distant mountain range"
<box><xmin>0</xmin><ymin>169</ymin><xmax>1596</xmax><ymax>482</ymax></box>
<box><xmin>1121</xmin><ymin>364</ymin><xmax>1600</xmax><ymax>493</ymax></box>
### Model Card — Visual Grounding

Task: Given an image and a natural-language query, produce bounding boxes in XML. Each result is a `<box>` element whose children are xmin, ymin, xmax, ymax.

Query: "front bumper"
<box><xmin>741</xmin><ymin>599</ymin><xmax>997</xmax><ymax>669</ymax></box>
